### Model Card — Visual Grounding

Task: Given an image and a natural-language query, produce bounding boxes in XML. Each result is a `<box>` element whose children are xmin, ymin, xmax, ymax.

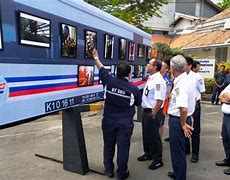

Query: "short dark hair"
<box><xmin>220</xmin><ymin>65</ymin><xmax>226</xmax><ymax>69</ymax></box>
<box><xmin>192</xmin><ymin>60</ymin><xmax>200</xmax><ymax>70</ymax></box>
<box><xmin>185</xmin><ymin>56</ymin><xmax>194</xmax><ymax>65</ymax></box>
<box><xmin>152</xmin><ymin>60</ymin><xmax>162</xmax><ymax>71</ymax></box>
<box><xmin>117</xmin><ymin>63</ymin><xmax>131</xmax><ymax>77</ymax></box>
<box><xmin>163</xmin><ymin>59</ymin><xmax>170</xmax><ymax>69</ymax></box>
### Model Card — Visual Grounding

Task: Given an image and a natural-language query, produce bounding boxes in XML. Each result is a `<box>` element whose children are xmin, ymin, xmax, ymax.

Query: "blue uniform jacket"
<box><xmin>99</xmin><ymin>67</ymin><xmax>142</xmax><ymax>120</ymax></box>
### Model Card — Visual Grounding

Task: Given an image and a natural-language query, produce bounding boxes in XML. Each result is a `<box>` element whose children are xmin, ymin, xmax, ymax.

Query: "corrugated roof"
<box><xmin>170</xmin><ymin>30</ymin><xmax>230</xmax><ymax>49</ymax></box>
<box><xmin>152</xmin><ymin>34</ymin><xmax>173</xmax><ymax>45</ymax></box>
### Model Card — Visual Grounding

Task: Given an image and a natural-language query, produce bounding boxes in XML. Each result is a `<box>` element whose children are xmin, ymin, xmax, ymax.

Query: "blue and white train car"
<box><xmin>0</xmin><ymin>0</ymin><xmax>152</xmax><ymax>126</ymax></box>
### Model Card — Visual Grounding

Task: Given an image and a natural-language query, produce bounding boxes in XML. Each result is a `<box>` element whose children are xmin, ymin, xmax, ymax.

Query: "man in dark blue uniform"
<box><xmin>92</xmin><ymin>49</ymin><xmax>142</xmax><ymax>180</ymax></box>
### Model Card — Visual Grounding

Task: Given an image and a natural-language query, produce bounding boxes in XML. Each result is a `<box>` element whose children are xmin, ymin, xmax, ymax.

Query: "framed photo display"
<box><xmin>78</xmin><ymin>65</ymin><xmax>94</xmax><ymax>87</ymax></box>
<box><xmin>119</xmin><ymin>38</ymin><xmax>126</xmax><ymax>60</ymax></box>
<box><xmin>134</xmin><ymin>65</ymin><xmax>141</xmax><ymax>78</ymax></box>
<box><xmin>147</xmin><ymin>46</ymin><xmax>152</xmax><ymax>61</ymax></box>
<box><xmin>138</xmin><ymin>44</ymin><xmax>145</xmax><ymax>58</ymax></box>
<box><xmin>19</xmin><ymin>11</ymin><xmax>51</xmax><ymax>47</ymax></box>
<box><xmin>61</xmin><ymin>23</ymin><xmax>77</xmax><ymax>58</ymax></box>
<box><xmin>0</xmin><ymin>9</ymin><xmax>2</xmax><ymax>50</ymax></box>
<box><xmin>85</xmin><ymin>30</ymin><xmax>97</xmax><ymax>58</ymax></box>
<box><xmin>104</xmin><ymin>34</ymin><xmax>114</xmax><ymax>59</ymax></box>
<box><xmin>128</xmin><ymin>41</ymin><xmax>135</xmax><ymax>61</ymax></box>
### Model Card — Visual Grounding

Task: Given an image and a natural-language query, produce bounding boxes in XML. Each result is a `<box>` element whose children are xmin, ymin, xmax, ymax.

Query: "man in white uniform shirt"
<box><xmin>185</xmin><ymin>57</ymin><xmax>206</xmax><ymax>163</ymax></box>
<box><xmin>137</xmin><ymin>59</ymin><xmax>166</xmax><ymax>170</ymax></box>
<box><xmin>167</xmin><ymin>55</ymin><xmax>196</xmax><ymax>180</ymax></box>
<box><xmin>215</xmin><ymin>84</ymin><xmax>230</xmax><ymax>175</ymax></box>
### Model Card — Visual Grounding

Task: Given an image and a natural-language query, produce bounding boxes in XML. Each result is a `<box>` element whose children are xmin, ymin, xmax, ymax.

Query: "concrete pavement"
<box><xmin>0</xmin><ymin>102</ymin><xmax>228</xmax><ymax>180</ymax></box>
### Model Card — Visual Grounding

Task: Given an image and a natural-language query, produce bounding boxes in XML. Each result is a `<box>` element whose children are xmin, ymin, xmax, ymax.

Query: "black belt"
<box><xmin>224</xmin><ymin>113</ymin><xmax>230</xmax><ymax>116</ymax></box>
<box><xmin>143</xmin><ymin>108</ymin><xmax>152</xmax><ymax>112</ymax></box>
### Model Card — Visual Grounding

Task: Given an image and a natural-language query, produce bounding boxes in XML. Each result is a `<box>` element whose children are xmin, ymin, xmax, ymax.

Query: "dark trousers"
<box><xmin>185</xmin><ymin>101</ymin><xmax>201</xmax><ymax>156</ymax></box>
<box><xmin>211</xmin><ymin>86</ymin><xmax>223</xmax><ymax>104</ymax></box>
<box><xmin>142</xmin><ymin>108</ymin><xmax>164</xmax><ymax>162</ymax></box>
<box><xmin>169</xmin><ymin>115</ymin><xmax>192</xmax><ymax>180</ymax></box>
<box><xmin>102</xmin><ymin>117</ymin><xmax>133</xmax><ymax>178</ymax></box>
<box><xmin>222</xmin><ymin>113</ymin><xmax>230</xmax><ymax>162</ymax></box>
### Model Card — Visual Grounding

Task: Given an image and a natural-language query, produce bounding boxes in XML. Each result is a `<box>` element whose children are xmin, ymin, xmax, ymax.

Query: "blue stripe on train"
<box><xmin>5</xmin><ymin>75</ymin><xmax>77</xmax><ymax>82</ymax></box>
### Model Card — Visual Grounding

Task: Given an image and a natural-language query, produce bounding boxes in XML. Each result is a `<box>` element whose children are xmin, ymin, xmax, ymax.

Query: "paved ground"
<box><xmin>0</xmin><ymin>102</ymin><xmax>228</xmax><ymax>180</ymax></box>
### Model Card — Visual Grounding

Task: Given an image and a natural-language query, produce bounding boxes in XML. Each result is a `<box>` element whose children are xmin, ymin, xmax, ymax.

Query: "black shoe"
<box><xmin>117</xmin><ymin>170</ymin><xmax>129</xmax><ymax>180</ymax></box>
<box><xmin>137</xmin><ymin>154</ymin><xmax>152</xmax><ymax>161</ymax></box>
<box><xmin>167</xmin><ymin>171</ymin><xmax>175</xmax><ymax>179</ymax></box>
<box><xmin>104</xmin><ymin>171</ymin><xmax>114</xmax><ymax>178</ymax></box>
<box><xmin>215</xmin><ymin>159</ymin><xmax>230</xmax><ymax>167</ymax></box>
<box><xmin>164</xmin><ymin>137</ymin><xmax>169</xmax><ymax>142</ymax></box>
<box><xmin>191</xmin><ymin>155</ymin><xmax>199</xmax><ymax>163</ymax></box>
<box><xmin>148</xmin><ymin>161</ymin><xmax>163</xmax><ymax>170</ymax></box>
<box><xmin>224</xmin><ymin>168</ymin><xmax>230</xmax><ymax>175</ymax></box>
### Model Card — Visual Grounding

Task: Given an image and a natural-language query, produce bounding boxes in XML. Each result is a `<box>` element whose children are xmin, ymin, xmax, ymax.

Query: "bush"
<box><xmin>204</xmin><ymin>78</ymin><xmax>214</xmax><ymax>94</ymax></box>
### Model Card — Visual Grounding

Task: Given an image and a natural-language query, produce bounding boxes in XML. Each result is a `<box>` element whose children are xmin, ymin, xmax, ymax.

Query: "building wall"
<box><xmin>175</xmin><ymin>0</ymin><xmax>220</xmax><ymax>17</ymax></box>
<box><xmin>174</xmin><ymin>19</ymin><xmax>196</xmax><ymax>30</ymax></box>
<box><xmin>143</xmin><ymin>1</ymin><xmax>176</xmax><ymax>30</ymax></box>
<box><xmin>183</xmin><ymin>48</ymin><xmax>215</xmax><ymax>59</ymax></box>
<box><xmin>227</xmin><ymin>46</ymin><xmax>230</xmax><ymax>62</ymax></box>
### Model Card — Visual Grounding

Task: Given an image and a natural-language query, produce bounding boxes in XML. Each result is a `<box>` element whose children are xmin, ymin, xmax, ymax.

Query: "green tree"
<box><xmin>218</xmin><ymin>0</ymin><xmax>230</xmax><ymax>9</ymax></box>
<box><xmin>84</xmin><ymin>0</ymin><xmax>168</xmax><ymax>33</ymax></box>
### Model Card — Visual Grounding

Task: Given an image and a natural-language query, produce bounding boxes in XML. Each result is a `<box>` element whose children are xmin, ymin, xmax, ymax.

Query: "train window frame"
<box><xmin>128</xmin><ymin>41</ymin><xmax>135</xmax><ymax>61</ymax></box>
<box><xmin>18</xmin><ymin>11</ymin><xmax>51</xmax><ymax>48</ymax></box>
<box><xmin>118</xmin><ymin>38</ymin><xmax>127</xmax><ymax>60</ymax></box>
<box><xmin>84</xmin><ymin>30</ymin><xmax>97</xmax><ymax>59</ymax></box>
<box><xmin>137</xmin><ymin>44</ymin><xmax>145</xmax><ymax>58</ymax></box>
<box><xmin>104</xmin><ymin>34</ymin><xmax>114</xmax><ymax>59</ymax></box>
<box><xmin>77</xmin><ymin>65</ymin><xmax>95</xmax><ymax>87</ymax></box>
<box><xmin>0</xmin><ymin>6</ymin><xmax>3</xmax><ymax>51</ymax></box>
<box><xmin>60</xmin><ymin>23</ymin><xmax>77</xmax><ymax>58</ymax></box>
<box><xmin>133</xmin><ymin>64</ymin><xmax>141</xmax><ymax>78</ymax></box>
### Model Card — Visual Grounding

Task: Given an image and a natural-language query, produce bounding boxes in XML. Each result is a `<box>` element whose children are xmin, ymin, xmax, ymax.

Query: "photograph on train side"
<box><xmin>0</xmin><ymin>27</ymin><xmax>2</xmax><ymax>50</ymax></box>
<box><xmin>19</xmin><ymin>12</ymin><xmax>50</xmax><ymax>47</ymax></box>
<box><xmin>61</xmin><ymin>23</ymin><xmax>77</xmax><ymax>58</ymax></box>
<box><xmin>99</xmin><ymin>65</ymin><xmax>112</xmax><ymax>83</ymax></box>
<box><xmin>134</xmin><ymin>64</ymin><xmax>141</xmax><ymax>78</ymax></box>
<box><xmin>85</xmin><ymin>30</ymin><xmax>97</xmax><ymax>58</ymax></box>
<box><xmin>77</xmin><ymin>65</ymin><xmax>94</xmax><ymax>87</ymax></box>
<box><xmin>104</xmin><ymin>34</ymin><xmax>114</xmax><ymax>59</ymax></box>
<box><xmin>147</xmin><ymin>46</ymin><xmax>152</xmax><ymax>61</ymax></box>
<box><xmin>138</xmin><ymin>44</ymin><xmax>145</xmax><ymax>58</ymax></box>
<box><xmin>142</xmin><ymin>65</ymin><xmax>147</xmax><ymax>80</ymax></box>
<box><xmin>119</xmin><ymin>38</ymin><xmax>126</xmax><ymax>60</ymax></box>
<box><xmin>128</xmin><ymin>41</ymin><xmax>135</xmax><ymax>61</ymax></box>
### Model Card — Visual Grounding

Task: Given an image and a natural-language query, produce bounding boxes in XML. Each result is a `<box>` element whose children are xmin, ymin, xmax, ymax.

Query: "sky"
<box><xmin>211</xmin><ymin>0</ymin><xmax>221</xmax><ymax>3</ymax></box>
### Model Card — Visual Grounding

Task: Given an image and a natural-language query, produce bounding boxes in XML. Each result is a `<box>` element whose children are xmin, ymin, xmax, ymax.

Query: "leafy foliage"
<box><xmin>217</xmin><ymin>0</ymin><xmax>230</xmax><ymax>9</ymax></box>
<box><xmin>84</xmin><ymin>0</ymin><xmax>168</xmax><ymax>32</ymax></box>
<box><xmin>153</xmin><ymin>42</ymin><xmax>183</xmax><ymax>61</ymax></box>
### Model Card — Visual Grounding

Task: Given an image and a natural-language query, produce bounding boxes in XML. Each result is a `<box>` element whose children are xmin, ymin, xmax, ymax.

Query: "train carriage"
<box><xmin>0</xmin><ymin>0</ymin><xmax>151</xmax><ymax>126</ymax></box>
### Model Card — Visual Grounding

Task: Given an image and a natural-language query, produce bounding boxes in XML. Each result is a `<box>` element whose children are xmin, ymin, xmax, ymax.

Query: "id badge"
<box><xmin>144</xmin><ymin>86</ymin><xmax>149</xmax><ymax>96</ymax></box>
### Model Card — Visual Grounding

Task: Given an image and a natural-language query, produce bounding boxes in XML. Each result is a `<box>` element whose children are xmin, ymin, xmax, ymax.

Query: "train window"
<box><xmin>119</xmin><ymin>38</ymin><xmax>126</xmax><ymax>60</ymax></box>
<box><xmin>61</xmin><ymin>23</ymin><xmax>77</xmax><ymax>58</ymax></box>
<box><xmin>85</xmin><ymin>30</ymin><xmax>97</xmax><ymax>59</ymax></box>
<box><xmin>98</xmin><ymin>65</ymin><xmax>112</xmax><ymax>84</ymax></box>
<box><xmin>128</xmin><ymin>41</ymin><xmax>135</xmax><ymax>61</ymax></box>
<box><xmin>138</xmin><ymin>44</ymin><xmax>145</xmax><ymax>58</ymax></box>
<box><xmin>19</xmin><ymin>11</ymin><xmax>51</xmax><ymax>48</ymax></box>
<box><xmin>104</xmin><ymin>34</ymin><xmax>114</xmax><ymax>59</ymax></box>
<box><xmin>77</xmin><ymin>65</ymin><xmax>94</xmax><ymax>87</ymax></box>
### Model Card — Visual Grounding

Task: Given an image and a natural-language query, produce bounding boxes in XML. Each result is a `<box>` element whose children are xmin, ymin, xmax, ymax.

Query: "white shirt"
<box><xmin>188</xmin><ymin>71</ymin><xmax>205</xmax><ymax>100</ymax></box>
<box><xmin>141</xmin><ymin>72</ymin><xmax>166</xmax><ymax>109</ymax></box>
<box><xmin>221</xmin><ymin>84</ymin><xmax>230</xmax><ymax>114</ymax></box>
<box><xmin>168</xmin><ymin>72</ymin><xmax>196</xmax><ymax>116</ymax></box>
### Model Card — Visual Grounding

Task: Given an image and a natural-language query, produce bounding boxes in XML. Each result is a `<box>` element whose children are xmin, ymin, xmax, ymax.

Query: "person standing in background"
<box><xmin>224</xmin><ymin>68</ymin><xmax>230</xmax><ymax>88</ymax></box>
<box><xmin>211</xmin><ymin>65</ymin><xmax>226</xmax><ymax>105</ymax></box>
